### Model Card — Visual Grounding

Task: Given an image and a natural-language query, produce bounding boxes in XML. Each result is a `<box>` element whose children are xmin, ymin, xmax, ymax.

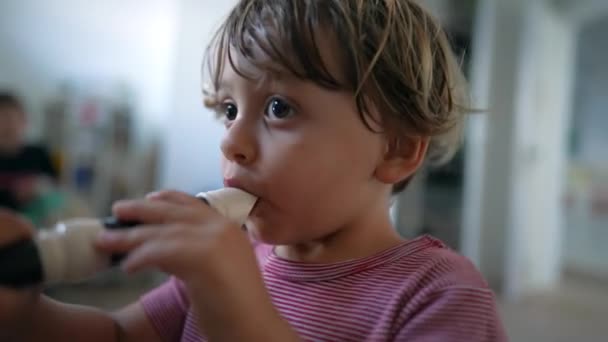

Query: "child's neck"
<box><xmin>274</xmin><ymin>208</ymin><xmax>404</xmax><ymax>264</ymax></box>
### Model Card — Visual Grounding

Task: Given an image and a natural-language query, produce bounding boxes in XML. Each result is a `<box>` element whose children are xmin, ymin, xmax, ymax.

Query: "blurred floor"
<box><xmin>500</xmin><ymin>276</ymin><xmax>608</xmax><ymax>342</ymax></box>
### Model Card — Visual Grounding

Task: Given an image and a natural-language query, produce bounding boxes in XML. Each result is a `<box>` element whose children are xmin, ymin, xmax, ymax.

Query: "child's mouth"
<box><xmin>223</xmin><ymin>178</ymin><xmax>259</xmax><ymax>202</ymax></box>
<box><xmin>223</xmin><ymin>177</ymin><xmax>242</xmax><ymax>189</ymax></box>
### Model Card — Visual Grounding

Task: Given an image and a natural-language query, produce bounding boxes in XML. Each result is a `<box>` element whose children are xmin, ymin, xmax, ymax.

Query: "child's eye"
<box><xmin>265</xmin><ymin>97</ymin><xmax>294</xmax><ymax>120</ymax></box>
<box><xmin>221</xmin><ymin>103</ymin><xmax>238</xmax><ymax>121</ymax></box>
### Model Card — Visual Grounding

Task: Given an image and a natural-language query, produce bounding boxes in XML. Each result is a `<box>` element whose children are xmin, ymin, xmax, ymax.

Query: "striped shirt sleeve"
<box><xmin>394</xmin><ymin>286</ymin><xmax>507</xmax><ymax>341</ymax></box>
<box><xmin>140</xmin><ymin>277</ymin><xmax>190</xmax><ymax>342</ymax></box>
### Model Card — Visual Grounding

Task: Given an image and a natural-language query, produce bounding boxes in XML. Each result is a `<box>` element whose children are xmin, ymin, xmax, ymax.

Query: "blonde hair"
<box><xmin>204</xmin><ymin>0</ymin><xmax>469</xmax><ymax>193</ymax></box>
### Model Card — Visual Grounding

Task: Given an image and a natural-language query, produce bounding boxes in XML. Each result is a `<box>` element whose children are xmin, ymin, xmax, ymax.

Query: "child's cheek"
<box><xmin>220</xmin><ymin>157</ymin><xmax>229</xmax><ymax>172</ymax></box>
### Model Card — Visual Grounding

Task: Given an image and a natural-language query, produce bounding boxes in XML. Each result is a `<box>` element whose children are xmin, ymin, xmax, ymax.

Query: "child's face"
<box><xmin>0</xmin><ymin>106</ymin><xmax>26</xmax><ymax>152</ymax></box>
<box><xmin>217</xmin><ymin>54</ymin><xmax>391</xmax><ymax>245</ymax></box>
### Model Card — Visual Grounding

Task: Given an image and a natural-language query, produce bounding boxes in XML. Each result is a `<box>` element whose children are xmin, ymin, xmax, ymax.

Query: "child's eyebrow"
<box><xmin>214</xmin><ymin>81</ymin><xmax>234</xmax><ymax>93</ymax></box>
<box><xmin>209</xmin><ymin>67</ymin><xmax>302</xmax><ymax>98</ymax></box>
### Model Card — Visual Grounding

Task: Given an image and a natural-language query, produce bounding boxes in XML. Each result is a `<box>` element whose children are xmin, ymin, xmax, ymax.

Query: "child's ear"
<box><xmin>374</xmin><ymin>136</ymin><xmax>429</xmax><ymax>185</ymax></box>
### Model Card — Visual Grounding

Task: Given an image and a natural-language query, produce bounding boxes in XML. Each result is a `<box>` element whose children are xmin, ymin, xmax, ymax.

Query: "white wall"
<box><xmin>508</xmin><ymin>1</ymin><xmax>575</xmax><ymax>294</ymax></box>
<box><xmin>461</xmin><ymin>0</ymin><xmax>495</xmax><ymax>268</ymax></box>
<box><xmin>159</xmin><ymin>0</ymin><xmax>238</xmax><ymax>193</ymax></box>
<box><xmin>463</xmin><ymin>0</ymin><xmax>526</xmax><ymax>292</ymax></box>
<box><xmin>463</xmin><ymin>0</ymin><xmax>576</xmax><ymax>296</ymax></box>
<box><xmin>571</xmin><ymin>18</ymin><xmax>608</xmax><ymax>165</ymax></box>
<box><xmin>0</xmin><ymin>0</ymin><xmax>178</xmax><ymax>138</ymax></box>
<box><xmin>555</xmin><ymin>0</ymin><xmax>608</xmax><ymax>26</ymax></box>
<box><xmin>563</xmin><ymin>16</ymin><xmax>608</xmax><ymax>277</ymax></box>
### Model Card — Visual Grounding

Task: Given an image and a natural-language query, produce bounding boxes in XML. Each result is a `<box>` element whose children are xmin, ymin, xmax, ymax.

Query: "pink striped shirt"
<box><xmin>141</xmin><ymin>236</ymin><xmax>507</xmax><ymax>341</ymax></box>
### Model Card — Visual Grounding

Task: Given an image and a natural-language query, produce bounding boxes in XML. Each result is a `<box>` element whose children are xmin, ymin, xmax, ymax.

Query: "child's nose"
<box><xmin>220</xmin><ymin>120</ymin><xmax>258</xmax><ymax>165</ymax></box>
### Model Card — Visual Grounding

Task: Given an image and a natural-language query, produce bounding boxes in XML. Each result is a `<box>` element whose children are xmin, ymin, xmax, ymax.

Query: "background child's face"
<box><xmin>217</xmin><ymin>54</ymin><xmax>391</xmax><ymax>245</ymax></box>
<box><xmin>0</xmin><ymin>106</ymin><xmax>26</xmax><ymax>152</ymax></box>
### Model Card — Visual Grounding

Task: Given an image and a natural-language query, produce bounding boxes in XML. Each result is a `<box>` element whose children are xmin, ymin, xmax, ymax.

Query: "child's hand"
<box><xmin>94</xmin><ymin>191</ymin><xmax>283</xmax><ymax>339</ymax></box>
<box><xmin>96</xmin><ymin>190</ymin><xmax>259</xmax><ymax>290</ymax></box>
<box><xmin>0</xmin><ymin>210</ymin><xmax>42</xmax><ymax>339</ymax></box>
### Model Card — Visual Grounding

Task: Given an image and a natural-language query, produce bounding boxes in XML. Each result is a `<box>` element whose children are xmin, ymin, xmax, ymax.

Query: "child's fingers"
<box><xmin>146</xmin><ymin>190</ymin><xmax>200</xmax><ymax>206</ymax></box>
<box><xmin>112</xmin><ymin>199</ymin><xmax>211</xmax><ymax>224</ymax></box>
<box><xmin>114</xmin><ymin>224</ymin><xmax>217</xmax><ymax>276</ymax></box>
<box><xmin>119</xmin><ymin>239</ymin><xmax>181</xmax><ymax>274</ymax></box>
<box><xmin>94</xmin><ymin>226</ymin><xmax>164</xmax><ymax>253</ymax></box>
